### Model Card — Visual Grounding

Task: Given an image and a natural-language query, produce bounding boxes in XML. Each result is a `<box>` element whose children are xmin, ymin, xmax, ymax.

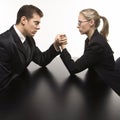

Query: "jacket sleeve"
<box><xmin>0</xmin><ymin>42</ymin><xmax>12</xmax><ymax>89</ymax></box>
<box><xmin>60</xmin><ymin>42</ymin><xmax>104</xmax><ymax>74</ymax></box>
<box><xmin>32</xmin><ymin>44</ymin><xmax>60</xmax><ymax>67</ymax></box>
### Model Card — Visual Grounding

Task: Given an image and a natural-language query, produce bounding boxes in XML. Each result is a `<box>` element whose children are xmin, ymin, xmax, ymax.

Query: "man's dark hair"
<box><xmin>16</xmin><ymin>5</ymin><xmax>43</xmax><ymax>24</ymax></box>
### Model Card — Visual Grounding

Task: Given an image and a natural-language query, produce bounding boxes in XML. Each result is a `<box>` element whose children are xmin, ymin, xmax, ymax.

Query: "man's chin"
<box><xmin>79</xmin><ymin>31</ymin><xmax>84</xmax><ymax>35</ymax></box>
<box><xmin>29</xmin><ymin>33</ymin><xmax>35</xmax><ymax>37</ymax></box>
<box><xmin>31</xmin><ymin>34</ymin><xmax>35</xmax><ymax>37</ymax></box>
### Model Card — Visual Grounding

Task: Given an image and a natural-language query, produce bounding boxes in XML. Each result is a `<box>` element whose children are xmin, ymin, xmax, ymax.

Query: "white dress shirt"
<box><xmin>13</xmin><ymin>25</ymin><xmax>26</xmax><ymax>43</ymax></box>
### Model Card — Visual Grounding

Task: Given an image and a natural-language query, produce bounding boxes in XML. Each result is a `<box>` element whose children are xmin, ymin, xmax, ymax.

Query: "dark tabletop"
<box><xmin>0</xmin><ymin>57</ymin><xmax>120</xmax><ymax>120</ymax></box>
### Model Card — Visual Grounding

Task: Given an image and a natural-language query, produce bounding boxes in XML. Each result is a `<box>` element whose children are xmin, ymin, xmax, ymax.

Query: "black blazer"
<box><xmin>60</xmin><ymin>30</ymin><xmax>120</xmax><ymax>95</ymax></box>
<box><xmin>0</xmin><ymin>26</ymin><xmax>59</xmax><ymax>90</ymax></box>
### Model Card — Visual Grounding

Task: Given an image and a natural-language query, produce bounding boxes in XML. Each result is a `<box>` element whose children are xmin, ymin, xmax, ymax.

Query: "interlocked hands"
<box><xmin>54</xmin><ymin>34</ymin><xmax>67</xmax><ymax>51</ymax></box>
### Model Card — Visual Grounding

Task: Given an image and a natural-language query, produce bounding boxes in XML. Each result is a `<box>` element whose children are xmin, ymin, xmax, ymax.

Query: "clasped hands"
<box><xmin>54</xmin><ymin>34</ymin><xmax>67</xmax><ymax>51</ymax></box>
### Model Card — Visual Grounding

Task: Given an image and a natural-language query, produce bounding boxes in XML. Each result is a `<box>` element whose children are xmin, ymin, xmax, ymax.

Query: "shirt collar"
<box><xmin>13</xmin><ymin>25</ymin><xmax>26</xmax><ymax>43</ymax></box>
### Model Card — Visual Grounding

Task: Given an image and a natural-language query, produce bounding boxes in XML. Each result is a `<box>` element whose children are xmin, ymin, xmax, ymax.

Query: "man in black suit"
<box><xmin>0</xmin><ymin>5</ymin><xmax>66</xmax><ymax>91</ymax></box>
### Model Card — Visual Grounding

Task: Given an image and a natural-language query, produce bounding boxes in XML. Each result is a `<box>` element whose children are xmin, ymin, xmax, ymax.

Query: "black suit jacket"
<box><xmin>60</xmin><ymin>30</ymin><xmax>120</xmax><ymax>95</ymax></box>
<box><xmin>0</xmin><ymin>26</ymin><xmax>59</xmax><ymax>90</ymax></box>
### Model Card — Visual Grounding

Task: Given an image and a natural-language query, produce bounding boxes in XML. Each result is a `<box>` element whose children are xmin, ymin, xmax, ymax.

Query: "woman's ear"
<box><xmin>89</xmin><ymin>19</ymin><xmax>95</xmax><ymax>26</ymax></box>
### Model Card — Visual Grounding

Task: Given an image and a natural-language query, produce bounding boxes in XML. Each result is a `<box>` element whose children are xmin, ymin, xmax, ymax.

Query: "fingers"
<box><xmin>56</xmin><ymin>34</ymin><xmax>67</xmax><ymax>39</ymax></box>
<box><xmin>57</xmin><ymin>34</ymin><xmax>67</xmax><ymax>43</ymax></box>
<box><xmin>58</xmin><ymin>40</ymin><xmax>67</xmax><ymax>46</ymax></box>
<box><xmin>55</xmin><ymin>34</ymin><xmax>68</xmax><ymax>50</ymax></box>
<box><xmin>58</xmin><ymin>39</ymin><xmax>67</xmax><ymax>43</ymax></box>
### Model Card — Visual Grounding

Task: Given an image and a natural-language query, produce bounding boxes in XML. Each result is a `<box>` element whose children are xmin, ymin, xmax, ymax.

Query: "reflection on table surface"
<box><xmin>0</xmin><ymin>57</ymin><xmax>120</xmax><ymax>120</ymax></box>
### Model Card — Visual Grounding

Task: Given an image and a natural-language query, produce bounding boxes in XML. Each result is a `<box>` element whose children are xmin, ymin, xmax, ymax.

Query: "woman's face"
<box><xmin>77</xmin><ymin>13</ymin><xmax>91</xmax><ymax>35</ymax></box>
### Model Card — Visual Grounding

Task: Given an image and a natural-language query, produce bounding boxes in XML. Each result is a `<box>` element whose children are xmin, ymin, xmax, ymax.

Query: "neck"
<box><xmin>15</xmin><ymin>24</ymin><xmax>26</xmax><ymax>37</ymax></box>
<box><xmin>87</xmin><ymin>28</ymin><xmax>96</xmax><ymax>40</ymax></box>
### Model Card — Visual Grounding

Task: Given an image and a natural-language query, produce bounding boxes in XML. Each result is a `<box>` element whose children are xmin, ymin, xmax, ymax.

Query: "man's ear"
<box><xmin>21</xmin><ymin>16</ymin><xmax>27</xmax><ymax>25</ymax></box>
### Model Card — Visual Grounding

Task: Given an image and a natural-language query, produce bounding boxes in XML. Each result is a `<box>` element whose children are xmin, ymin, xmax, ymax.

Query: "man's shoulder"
<box><xmin>0</xmin><ymin>27</ymin><xmax>13</xmax><ymax>39</ymax></box>
<box><xmin>0</xmin><ymin>27</ymin><xmax>14</xmax><ymax>47</ymax></box>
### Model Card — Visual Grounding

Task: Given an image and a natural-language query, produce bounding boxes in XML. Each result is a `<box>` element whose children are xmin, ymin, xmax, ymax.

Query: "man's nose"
<box><xmin>37</xmin><ymin>25</ymin><xmax>40</xmax><ymax>30</ymax></box>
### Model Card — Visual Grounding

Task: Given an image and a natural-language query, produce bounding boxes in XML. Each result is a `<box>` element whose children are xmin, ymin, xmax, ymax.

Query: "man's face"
<box><xmin>23</xmin><ymin>13</ymin><xmax>41</xmax><ymax>37</ymax></box>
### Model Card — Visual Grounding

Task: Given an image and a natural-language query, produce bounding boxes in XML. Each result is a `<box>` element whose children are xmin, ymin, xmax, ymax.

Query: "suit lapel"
<box><xmin>9</xmin><ymin>26</ymin><xmax>27</xmax><ymax>59</ymax></box>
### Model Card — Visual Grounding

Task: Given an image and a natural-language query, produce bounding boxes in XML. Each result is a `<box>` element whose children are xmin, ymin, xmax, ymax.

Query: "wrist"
<box><xmin>53</xmin><ymin>42</ymin><xmax>60</xmax><ymax>52</ymax></box>
<box><xmin>61</xmin><ymin>45</ymin><xmax>66</xmax><ymax>50</ymax></box>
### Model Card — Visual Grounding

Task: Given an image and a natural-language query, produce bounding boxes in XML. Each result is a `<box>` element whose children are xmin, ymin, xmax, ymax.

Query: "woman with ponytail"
<box><xmin>57</xmin><ymin>8</ymin><xmax>120</xmax><ymax>95</ymax></box>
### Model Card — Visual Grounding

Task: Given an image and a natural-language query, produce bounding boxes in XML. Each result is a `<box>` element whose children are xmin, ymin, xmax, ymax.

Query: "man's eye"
<box><xmin>34</xmin><ymin>22</ymin><xmax>39</xmax><ymax>25</ymax></box>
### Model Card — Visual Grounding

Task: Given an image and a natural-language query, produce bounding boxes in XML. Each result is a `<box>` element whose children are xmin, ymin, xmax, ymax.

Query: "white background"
<box><xmin>0</xmin><ymin>0</ymin><xmax>120</xmax><ymax>60</ymax></box>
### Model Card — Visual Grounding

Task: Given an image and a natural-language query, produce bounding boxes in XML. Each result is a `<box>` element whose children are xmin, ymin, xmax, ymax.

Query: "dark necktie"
<box><xmin>22</xmin><ymin>39</ymin><xmax>31</xmax><ymax>60</ymax></box>
<box><xmin>23</xmin><ymin>39</ymin><xmax>27</xmax><ymax>48</ymax></box>
<box><xmin>23</xmin><ymin>40</ymin><xmax>28</xmax><ymax>57</ymax></box>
